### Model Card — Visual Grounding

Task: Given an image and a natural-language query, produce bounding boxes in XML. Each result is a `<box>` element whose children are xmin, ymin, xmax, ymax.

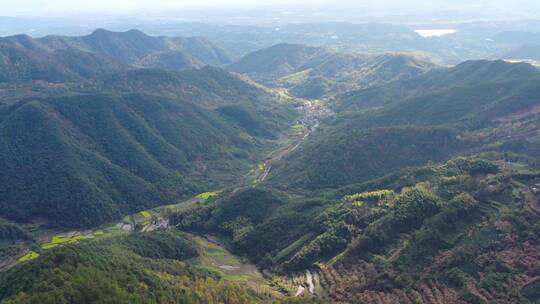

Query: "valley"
<box><xmin>254</xmin><ymin>100</ymin><xmax>332</xmax><ymax>185</ymax></box>
<box><xmin>1</xmin><ymin>90</ymin><xmax>333</xmax><ymax>300</ymax></box>
<box><xmin>0</xmin><ymin>21</ymin><xmax>539</xmax><ymax>304</ymax></box>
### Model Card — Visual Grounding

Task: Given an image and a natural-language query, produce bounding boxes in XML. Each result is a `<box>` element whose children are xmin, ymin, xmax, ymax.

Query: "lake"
<box><xmin>414</xmin><ymin>29</ymin><xmax>457</xmax><ymax>38</ymax></box>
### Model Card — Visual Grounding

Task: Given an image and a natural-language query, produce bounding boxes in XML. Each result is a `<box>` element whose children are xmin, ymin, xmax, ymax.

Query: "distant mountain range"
<box><xmin>0</xmin><ymin>29</ymin><xmax>232</xmax><ymax>83</ymax></box>
<box><xmin>0</xmin><ymin>42</ymin><xmax>126</xmax><ymax>83</ymax></box>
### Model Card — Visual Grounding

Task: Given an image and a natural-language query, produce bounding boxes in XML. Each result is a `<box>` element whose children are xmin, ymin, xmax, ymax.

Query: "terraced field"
<box><xmin>186</xmin><ymin>234</ymin><xmax>282</xmax><ymax>296</ymax></box>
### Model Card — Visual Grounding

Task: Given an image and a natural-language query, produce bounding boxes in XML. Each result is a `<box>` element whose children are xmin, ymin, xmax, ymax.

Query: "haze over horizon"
<box><xmin>1</xmin><ymin>0</ymin><xmax>539</xmax><ymax>23</ymax></box>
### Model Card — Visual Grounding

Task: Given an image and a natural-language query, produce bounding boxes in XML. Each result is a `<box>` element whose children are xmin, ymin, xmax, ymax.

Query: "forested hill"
<box><xmin>0</xmin><ymin>22</ymin><xmax>539</xmax><ymax>304</ymax></box>
<box><xmin>0</xmin><ymin>43</ymin><xmax>128</xmax><ymax>83</ymax></box>
<box><xmin>0</xmin><ymin>29</ymin><xmax>232</xmax><ymax>83</ymax></box>
<box><xmin>228</xmin><ymin>43</ymin><xmax>336</xmax><ymax>82</ymax></box>
<box><xmin>0</xmin><ymin>231</ymin><xmax>272</xmax><ymax>303</ymax></box>
<box><xmin>92</xmin><ymin>67</ymin><xmax>296</xmax><ymax>137</ymax></box>
<box><xmin>228</xmin><ymin>43</ymin><xmax>435</xmax><ymax>99</ymax></box>
<box><xmin>335</xmin><ymin>59</ymin><xmax>540</xmax><ymax>112</ymax></box>
<box><xmin>0</xmin><ymin>93</ymin><xmax>244</xmax><ymax>227</ymax></box>
<box><xmin>171</xmin><ymin>57</ymin><xmax>540</xmax><ymax>304</ymax></box>
<box><xmin>267</xmin><ymin>60</ymin><xmax>540</xmax><ymax>191</ymax></box>
<box><xmin>0</xmin><ymin>65</ymin><xmax>296</xmax><ymax>227</ymax></box>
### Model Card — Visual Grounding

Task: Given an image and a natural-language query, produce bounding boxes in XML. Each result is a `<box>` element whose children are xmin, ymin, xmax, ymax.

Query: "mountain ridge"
<box><xmin>0</xmin><ymin>29</ymin><xmax>233</xmax><ymax>84</ymax></box>
<box><xmin>229</xmin><ymin>43</ymin><xmax>436</xmax><ymax>99</ymax></box>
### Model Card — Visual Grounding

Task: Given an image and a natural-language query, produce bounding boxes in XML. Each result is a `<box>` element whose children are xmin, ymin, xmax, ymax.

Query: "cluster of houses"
<box><xmin>116</xmin><ymin>214</ymin><xmax>170</xmax><ymax>232</ymax></box>
<box><xmin>141</xmin><ymin>218</ymin><xmax>169</xmax><ymax>232</ymax></box>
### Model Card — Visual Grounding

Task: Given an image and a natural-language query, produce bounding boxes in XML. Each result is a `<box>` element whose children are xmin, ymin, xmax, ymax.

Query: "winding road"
<box><xmin>256</xmin><ymin>102</ymin><xmax>330</xmax><ymax>183</ymax></box>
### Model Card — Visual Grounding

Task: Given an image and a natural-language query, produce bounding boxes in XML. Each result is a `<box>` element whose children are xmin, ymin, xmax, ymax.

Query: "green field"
<box><xmin>17</xmin><ymin>251</ymin><xmax>40</xmax><ymax>263</ymax></box>
<box><xmin>186</xmin><ymin>234</ymin><xmax>280</xmax><ymax>296</ymax></box>
<box><xmin>41</xmin><ymin>235</ymin><xmax>95</xmax><ymax>250</ymax></box>
<box><xmin>196</xmin><ymin>191</ymin><xmax>221</xmax><ymax>200</ymax></box>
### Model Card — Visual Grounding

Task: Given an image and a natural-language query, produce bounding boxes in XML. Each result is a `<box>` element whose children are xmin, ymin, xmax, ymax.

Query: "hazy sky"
<box><xmin>1</xmin><ymin>0</ymin><xmax>539</xmax><ymax>18</ymax></box>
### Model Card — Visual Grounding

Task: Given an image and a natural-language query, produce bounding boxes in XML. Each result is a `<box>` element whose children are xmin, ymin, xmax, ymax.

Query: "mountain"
<box><xmin>86</xmin><ymin>67</ymin><xmax>296</xmax><ymax>136</ymax></box>
<box><xmin>354</xmin><ymin>77</ymin><xmax>540</xmax><ymax>129</ymax></box>
<box><xmin>3</xmin><ymin>21</ymin><xmax>539</xmax><ymax>64</ymax></box>
<box><xmin>1</xmin><ymin>24</ymin><xmax>539</xmax><ymax>304</ymax></box>
<box><xmin>40</xmin><ymin>29</ymin><xmax>233</xmax><ymax>68</ymax></box>
<box><xmin>228</xmin><ymin>43</ymin><xmax>335</xmax><ymax>82</ymax></box>
<box><xmin>306</xmin><ymin>158</ymin><xmax>539</xmax><ymax>303</ymax></box>
<box><xmin>267</xmin><ymin>126</ymin><xmax>460</xmax><ymax>190</ymax></box>
<box><xmin>171</xmin><ymin>155</ymin><xmax>540</xmax><ymax>303</ymax></box>
<box><xmin>229</xmin><ymin>43</ymin><xmax>435</xmax><ymax>98</ymax></box>
<box><xmin>281</xmin><ymin>53</ymin><xmax>435</xmax><ymax>99</ymax></box>
<box><xmin>335</xmin><ymin>60</ymin><xmax>540</xmax><ymax>112</ymax></box>
<box><xmin>0</xmin><ymin>93</ymin><xmax>244</xmax><ymax>227</ymax></box>
<box><xmin>267</xmin><ymin>60</ymin><xmax>540</xmax><ymax>191</ymax></box>
<box><xmin>136</xmin><ymin>50</ymin><xmax>204</xmax><ymax>70</ymax></box>
<box><xmin>160</xmin><ymin>22</ymin><xmax>486</xmax><ymax>64</ymax></box>
<box><xmin>0</xmin><ymin>43</ymin><xmax>126</xmax><ymax>83</ymax></box>
<box><xmin>0</xmin><ymin>29</ymin><xmax>233</xmax><ymax>83</ymax></box>
<box><xmin>89</xmin><ymin>67</ymin><xmax>270</xmax><ymax>109</ymax></box>
<box><xmin>0</xmin><ymin>66</ymin><xmax>295</xmax><ymax>228</ymax></box>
